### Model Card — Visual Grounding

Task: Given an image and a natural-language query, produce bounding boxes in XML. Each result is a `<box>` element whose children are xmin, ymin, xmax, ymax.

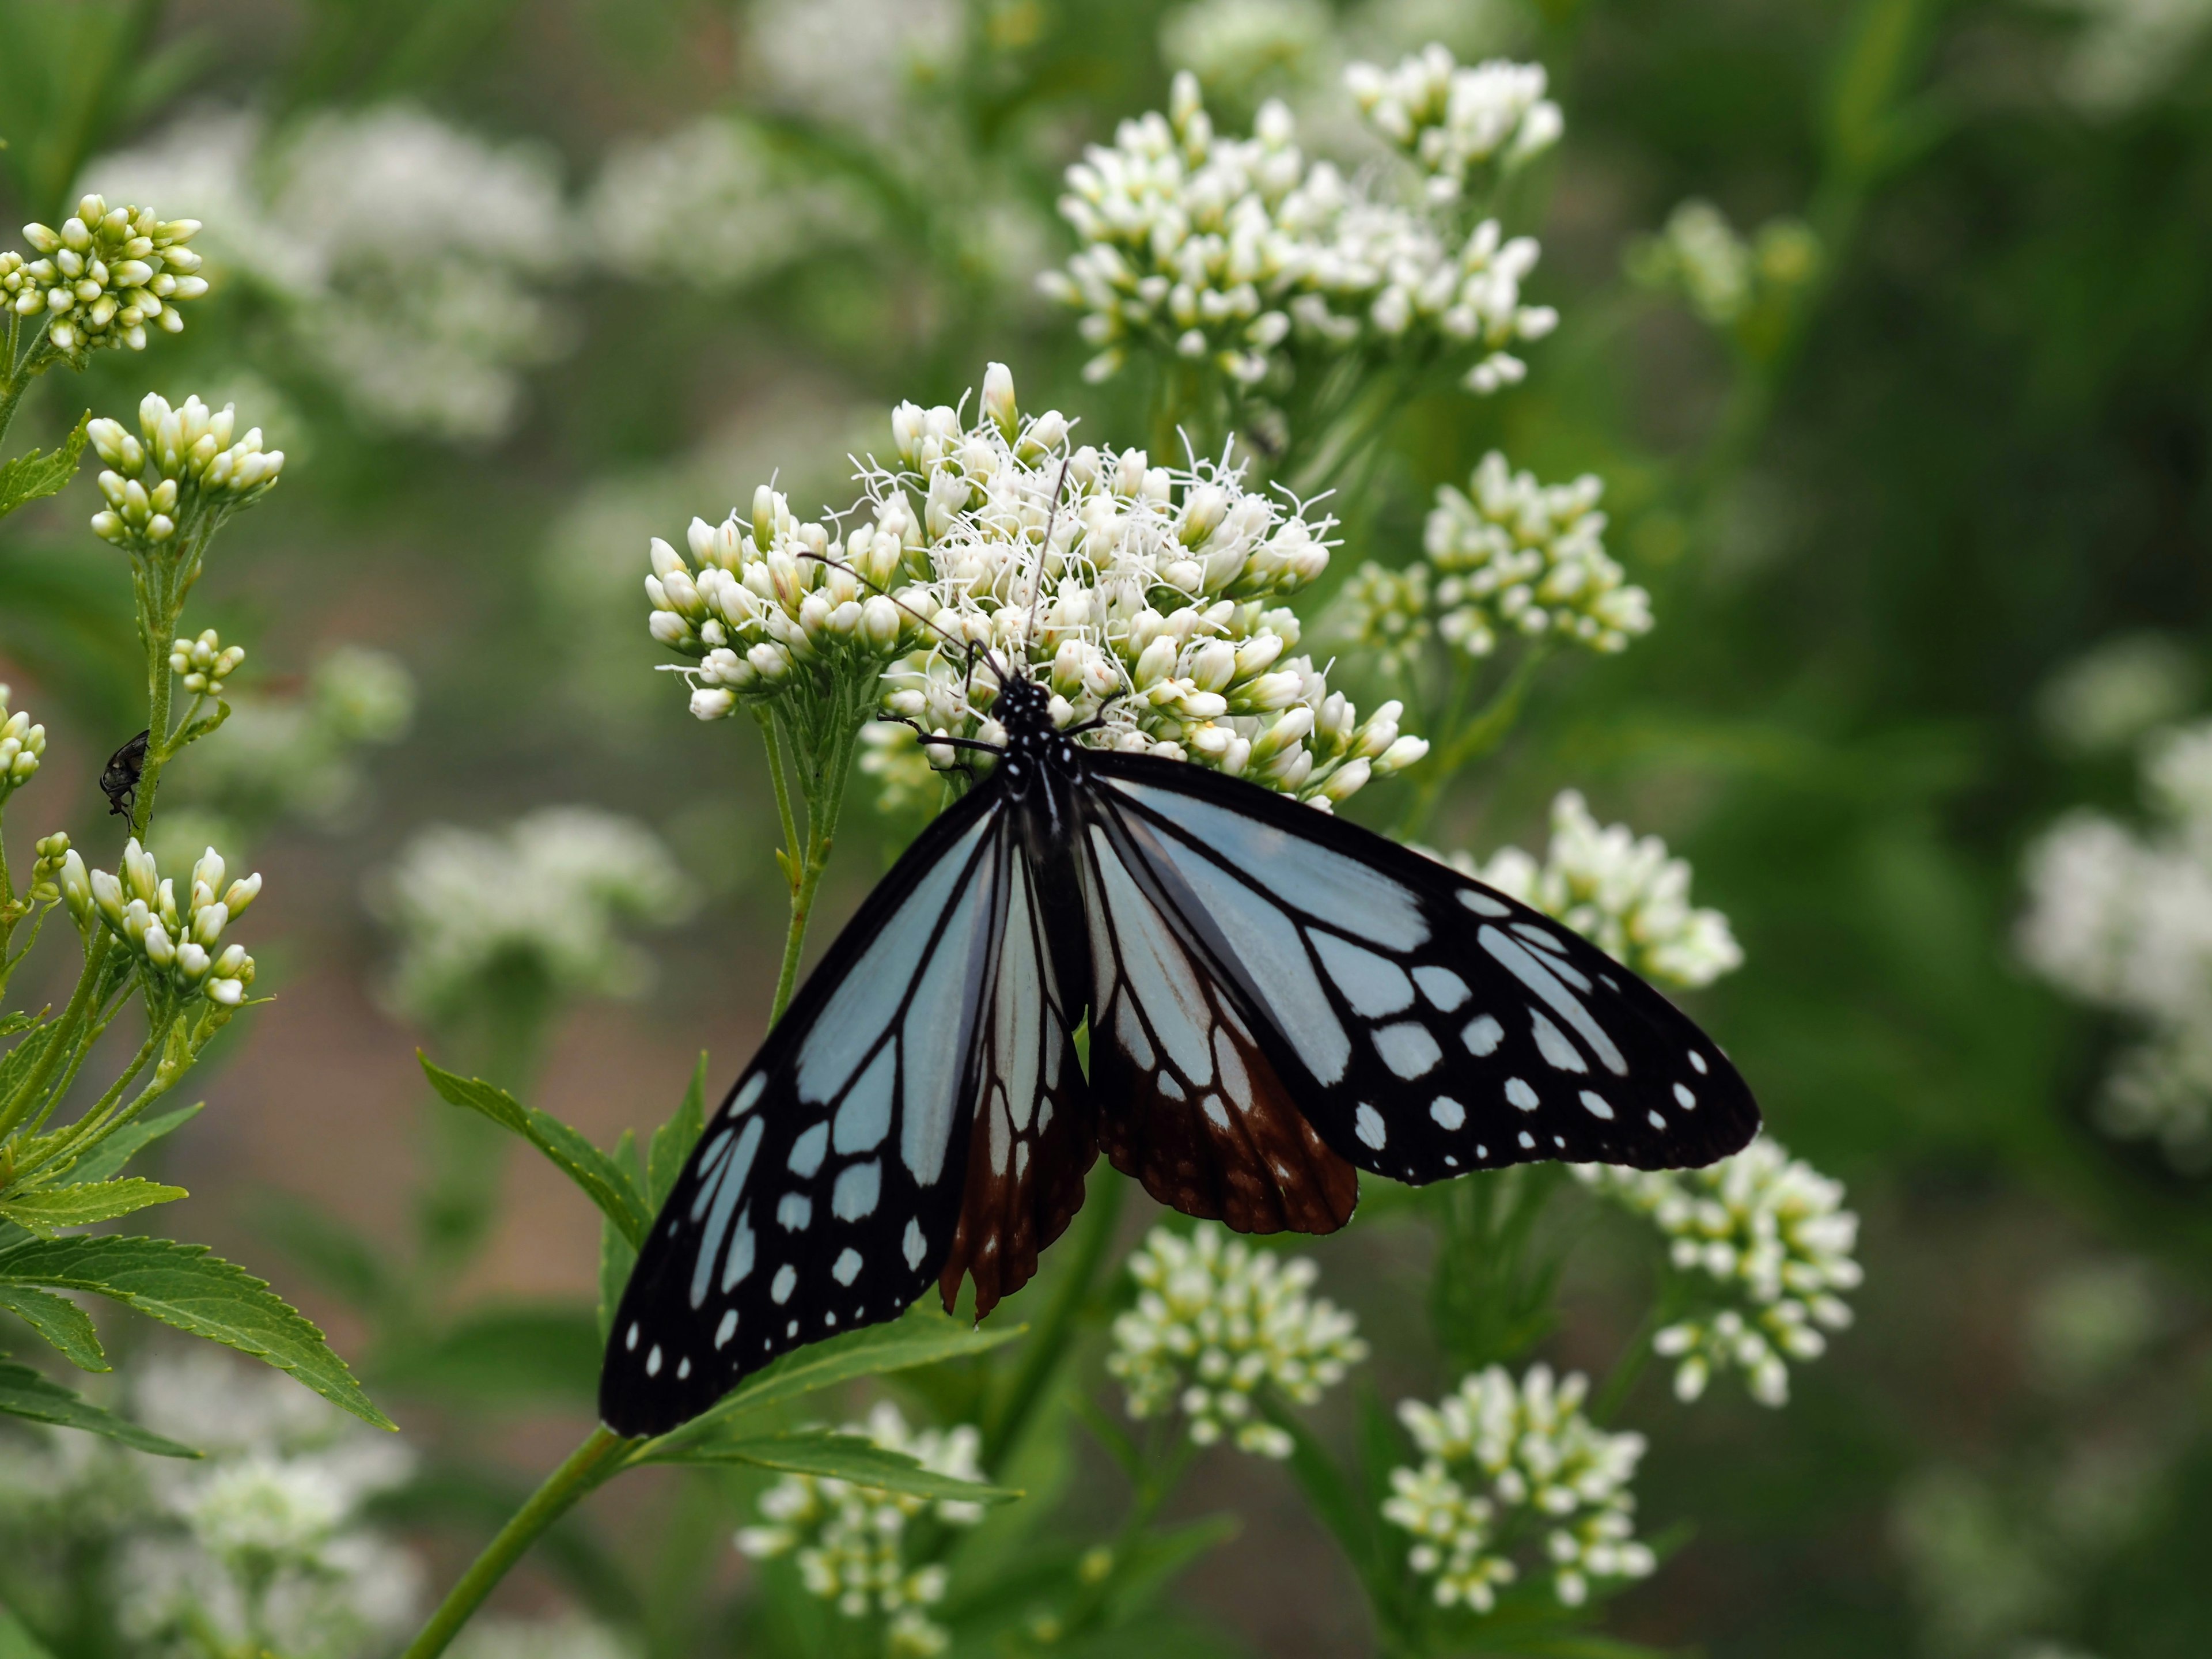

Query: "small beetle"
<box><xmin>101</xmin><ymin>729</ymin><xmax>150</xmax><ymax>818</ymax></box>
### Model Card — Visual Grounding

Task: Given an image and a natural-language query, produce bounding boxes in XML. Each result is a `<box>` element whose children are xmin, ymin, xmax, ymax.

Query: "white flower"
<box><xmin>1161</xmin><ymin>0</ymin><xmax>1337</xmax><ymax>105</ymax></box>
<box><xmin>1345</xmin><ymin>47</ymin><xmax>1562</xmax><ymax>203</ymax></box>
<box><xmin>88</xmin><ymin>105</ymin><xmax>573</xmax><ymax>440</ymax></box>
<box><xmin>1383</xmin><ymin>1364</ymin><xmax>1654</xmax><ymax>1609</ymax></box>
<box><xmin>1626</xmin><ymin>199</ymin><xmax>1820</xmax><ymax>329</ymax></box>
<box><xmin>586</xmin><ymin>115</ymin><xmax>870</xmax><ymax>290</ymax></box>
<box><xmin>2018</xmin><ymin>718</ymin><xmax>2212</xmax><ymax>1169</ymax></box>
<box><xmin>169</xmin><ymin>627</ymin><xmax>246</xmax><ymax>698</ymax></box>
<box><xmin>736</xmin><ymin>1402</ymin><xmax>984</xmax><ymax>1652</ymax></box>
<box><xmin>1574</xmin><ymin>1137</ymin><xmax>1862</xmax><ymax>1406</ymax></box>
<box><xmin>0</xmin><ymin>685</ymin><xmax>47</xmax><ymax>800</ymax></box>
<box><xmin>2</xmin><ymin>194</ymin><xmax>207</xmax><ymax>357</ymax></box>
<box><xmin>1440</xmin><ymin>790</ymin><xmax>1740</xmax><ymax>988</ymax></box>
<box><xmin>175</xmin><ymin>645</ymin><xmax>415</xmax><ymax>832</ymax></box>
<box><xmin>748</xmin><ymin>0</ymin><xmax>960</xmax><ymax>139</ymax></box>
<box><xmin>86</xmin><ymin>392</ymin><xmax>285</xmax><ymax>550</ymax></box>
<box><xmin>1415</xmin><ymin>453</ymin><xmax>1649</xmax><ymax>658</ymax></box>
<box><xmin>1107</xmin><ymin>1224</ymin><xmax>1367</xmax><ymax>1459</ymax></box>
<box><xmin>370</xmin><ymin>807</ymin><xmax>693</xmax><ymax>1025</ymax></box>
<box><xmin>656</xmin><ymin>365</ymin><xmax>1423</xmax><ymax>808</ymax></box>
<box><xmin>2041</xmin><ymin>0</ymin><xmax>2212</xmax><ymax>115</ymax></box>
<box><xmin>85</xmin><ymin>838</ymin><xmax>262</xmax><ymax>1007</ymax></box>
<box><xmin>1042</xmin><ymin>73</ymin><xmax>1556</xmax><ymax>392</ymax></box>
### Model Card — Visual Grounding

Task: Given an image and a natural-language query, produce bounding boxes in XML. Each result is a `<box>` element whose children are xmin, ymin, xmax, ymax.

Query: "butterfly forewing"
<box><xmin>601</xmin><ymin>794</ymin><xmax>1011</xmax><ymax>1437</ymax></box>
<box><xmin>1087</xmin><ymin>754</ymin><xmax>1760</xmax><ymax>1183</ymax></box>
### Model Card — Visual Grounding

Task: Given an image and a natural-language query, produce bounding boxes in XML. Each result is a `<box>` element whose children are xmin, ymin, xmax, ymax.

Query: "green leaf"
<box><xmin>0</xmin><ymin>1354</ymin><xmax>197</xmax><ymax>1457</ymax></box>
<box><xmin>0</xmin><ymin>412</ymin><xmax>89</xmax><ymax>522</ymax></box>
<box><xmin>0</xmin><ymin>1599</ymin><xmax>62</xmax><ymax>1659</ymax></box>
<box><xmin>646</xmin><ymin>1304</ymin><xmax>1022</xmax><ymax>1455</ymax></box>
<box><xmin>0</xmin><ymin>1176</ymin><xmax>187</xmax><ymax>1235</ymax></box>
<box><xmin>0</xmin><ymin>1283</ymin><xmax>107</xmax><ymax>1370</ymax></box>
<box><xmin>1267</xmin><ymin>1399</ymin><xmax>1387</xmax><ymax>1608</ymax></box>
<box><xmin>653</xmin><ymin>1427</ymin><xmax>1022</xmax><ymax>1504</ymax></box>
<box><xmin>378</xmin><ymin>1305</ymin><xmax>600</xmax><ymax>1407</ymax></box>
<box><xmin>65</xmin><ymin>1103</ymin><xmax>203</xmax><ymax>1184</ymax></box>
<box><xmin>0</xmin><ymin>1234</ymin><xmax>394</xmax><ymax>1430</ymax></box>
<box><xmin>648</xmin><ymin>1051</ymin><xmax>709</xmax><ymax>1210</ymax></box>
<box><xmin>597</xmin><ymin>1130</ymin><xmax>641</xmax><ymax>1346</ymax></box>
<box><xmin>1104</xmin><ymin>1514</ymin><xmax>1241</xmax><ymax>1625</ymax></box>
<box><xmin>419</xmin><ymin>1055</ymin><xmax>650</xmax><ymax>1248</ymax></box>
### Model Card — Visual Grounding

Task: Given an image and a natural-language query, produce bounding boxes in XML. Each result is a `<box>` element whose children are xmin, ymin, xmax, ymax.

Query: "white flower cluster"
<box><xmin>70</xmin><ymin>840</ymin><xmax>262</xmax><ymax>1008</ymax></box>
<box><xmin>86</xmin><ymin>105</ymin><xmax>570</xmax><ymax>441</ymax></box>
<box><xmin>171</xmin><ymin>628</ymin><xmax>245</xmax><ymax>698</ymax></box>
<box><xmin>1161</xmin><ymin>0</ymin><xmax>1335</xmax><ymax>106</ymax></box>
<box><xmin>1381</xmin><ymin>1364</ymin><xmax>1655</xmax><ymax>1611</ymax></box>
<box><xmin>860</xmin><ymin>368</ymin><xmax>1422</xmax><ymax>808</ymax></box>
<box><xmin>645</xmin><ymin>485</ymin><xmax>923</xmax><ymax>722</ymax></box>
<box><xmin>1573</xmin><ymin>1138</ymin><xmax>1862</xmax><ymax>1406</ymax></box>
<box><xmin>734</xmin><ymin>1402</ymin><xmax>986</xmax><ymax>1657</ymax></box>
<box><xmin>1419</xmin><ymin>452</ymin><xmax>1648</xmax><ymax>659</ymax></box>
<box><xmin>2019</xmin><ymin>717</ymin><xmax>2212</xmax><ymax>1168</ymax></box>
<box><xmin>0</xmin><ymin>685</ymin><xmax>46</xmax><ymax>804</ymax></box>
<box><xmin>1041</xmin><ymin>72</ymin><xmax>1557</xmax><ymax>392</ymax></box>
<box><xmin>2036</xmin><ymin>633</ymin><xmax>2201</xmax><ymax>757</ymax></box>
<box><xmin>2</xmin><ymin>194</ymin><xmax>207</xmax><ymax>356</ymax></box>
<box><xmin>87</xmin><ymin>393</ymin><xmax>285</xmax><ymax>550</ymax></box>
<box><xmin>1107</xmin><ymin>1225</ymin><xmax>1367</xmax><ymax>1460</ymax></box>
<box><xmin>116</xmin><ymin>1350</ymin><xmax>421</xmax><ymax>1659</ymax></box>
<box><xmin>1452</xmin><ymin>790</ymin><xmax>1742</xmax><ymax>989</ymax></box>
<box><xmin>585</xmin><ymin>114</ymin><xmax>868</xmax><ymax>293</ymax></box>
<box><xmin>1346</xmin><ymin>46</ymin><xmax>1563</xmax><ymax>203</ymax></box>
<box><xmin>369</xmin><ymin>806</ymin><xmax>692</xmax><ymax>1027</ymax></box>
<box><xmin>2044</xmin><ymin>0</ymin><xmax>2212</xmax><ymax>116</ymax></box>
<box><xmin>747</xmin><ymin>0</ymin><xmax>960</xmax><ymax>142</ymax></box>
<box><xmin>1626</xmin><ymin>199</ymin><xmax>1819</xmax><ymax>329</ymax></box>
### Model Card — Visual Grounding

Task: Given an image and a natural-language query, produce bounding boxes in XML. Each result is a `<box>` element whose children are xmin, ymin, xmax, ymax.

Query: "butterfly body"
<box><xmin>601</xmin><ymin>672</ymin><xmax>1759</xmax><ymax>1436</ymax></box>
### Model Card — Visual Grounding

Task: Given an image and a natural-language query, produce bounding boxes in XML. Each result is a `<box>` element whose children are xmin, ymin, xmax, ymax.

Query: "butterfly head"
<box><xmin>990</xmin><ymin>669</ymin><xmax>1058</xmax><ymax>755</ymax></box>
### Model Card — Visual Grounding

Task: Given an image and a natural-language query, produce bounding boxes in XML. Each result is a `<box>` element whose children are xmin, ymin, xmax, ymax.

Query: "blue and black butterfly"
<box><xmin>599</xmin><ymin>655</ymin><xmax>1760</xmax><ymax>1436</ymax></box>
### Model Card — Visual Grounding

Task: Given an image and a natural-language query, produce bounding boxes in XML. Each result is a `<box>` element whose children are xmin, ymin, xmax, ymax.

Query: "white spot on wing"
<box><xmin>833</xmin><ymin>1046</ymin><xmax>896</xmax><ymax>1153</ymax></box>
<box><xmin>1431</xmin><ymin>1096</ymin><xmax>1466</xmax><ymax>1130</ymax></box>
<box><xmin>1462</xmin><ymin>1014</ymin><xmax>1503</xmax><ymax>1056</ymax></box>
<box><xmin>714</xmin><ymin>1309</ymin><xmax>736</xmax><ymax>1348</ymax></box>
<box><xmin>787</xmin><ymin>1122</ymin><xmax>829</xmax><ymax>1177</ymax></box>
<box><xmin>690</xmin><ymin>1117</ymin><xmax>764</xmax><ymax>1308</ymax></box>
<box><xmin>1414</xmin><ymin>966</ymin><xmax>1470</xmax><ymax>1011</ymax></box>
<box><xmin>832</xmin><ymin>1160</ymin><xmax>882</xmax><ymax>1221</ymax></box>
<box><xmin>646</xmin><ymin>1345</ymin><xmax>662</xmax><ymax>1376</ymax></box>
<box><xmin>770</xmin><ymin>1263</ymin><xmax>797</xmax><ymax>1304</ymax></box>
<box><xmin>1214</xmin><ymin>1027</ymin><xmax>1251</xmax><ymax>1109</ymax></box>
<box><xmin>900</xmin><ymin>872</ymin><xmax>995</xmax><ymax>1185</ymax></box>
<box><xmin>777</xmin><ymin>1193</ymin><xmax>813</xmax><ymax>1232</ymax></box>
<box><xmin>677</xmin><ymin>1357</ymin><xmax>691</xmax><ymax>1380</ymax></box>
<box><xmin>1529</xmin><ymin>1009</ymin><xmax>1588</xmax><ymax>1074</ymax></box>
<box><xmin>903</xmin><ymin>1218</ymin><xmax>926</xmax><ymax>1271</ymax></box>
<box><xmin>729</xmin><ymin>1073</ymin><xmax>766</xmax><ymax>1118</ymax></box>
<box><xmin>1518</xmin><ymin>1130</ymin><xmax>1535</xmax><ymax>1149</ymax></box>
<box><xmin>1579</xmin><ymin>1090</ymin><xmax>1614</xmax><ymax>1120</ymax></box>
<box><xmin>625</xmin><ymin>1323</ymin><xmax>638</xmax><ymax>1351</ymax></box>
<box><xmin>1506</xmin><ymin>1077</ymin><xmax>1539</xmax><ymax>1111</ymax></box>
<box><xmin>1479</xmin><ymin>926</ymin><xmax>1627</xmax><ymax>1075</ymax></box>
<box><xmin>1459</xmin><ymin>888</ymin><xmax>1510</xmax><ymax>918</ymax></box>
<box><xmin>1674</xmin><ymin>1083</ymin><xmax>1697</xmax><ymax>1109</ymax></box>
<box><xmin>1312</xmin><ymin>932</ymin><xmax>1416</xmax><ymax>1017</ymax></box>
<box><xmin>721</xmin><ymin>1204</ymin><xmax>756</xmax><ymax>1291</ymax></box>
<box><xmin>1090</xmin><ymin>828</ymin><xmax>1214</xmax><ymax>1084</ymax></box>
<box><xmin>1647</xmin><ymin>1110</ymin><xmax>1666</xmax><ymax>1130</ymax></box>
<box><xmin>1355</xmin><ymin>1103</ymin><xmax>1388</xmax><ymax>1149</ymax></box>
<box><xmin>1203</xmin><ymin>1094</ymin><xmax>1232</xmax><ymax>1130</ymax></box>
<box><xmin>1376</xmin><ymin>1021</ymin><xmax>1443</xmax><ymax>1078</ymax></box>
<box><xmin>832</xmin><ymin>1248</ymin><xmax>863</xmax><ymax>1285</ymax></box>
<box><xmin>1689</xmin><ymin>1050</ymin><xmax>1709</xmax><ymax>1074</ymax></box>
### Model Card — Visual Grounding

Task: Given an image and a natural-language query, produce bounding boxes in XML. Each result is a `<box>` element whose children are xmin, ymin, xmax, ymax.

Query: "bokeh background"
<box><xmin>4</xmin><ymin>0</ymin><xmax>2212</xmax><ymax>1654</ymax></box>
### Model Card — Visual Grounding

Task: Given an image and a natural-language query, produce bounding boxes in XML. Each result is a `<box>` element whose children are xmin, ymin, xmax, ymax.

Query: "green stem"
<box><xmin>398</xmin><ymin>1427</ymin><xmax>634</xmax><ymax>1659</ymax></box>
<box><xmin>0</xmin><ymin>933</ymin><xmax>112</xmax><ymax>1140</ymax></box>
<box><xmin>1395</xmin><ymin>646</ymin><xmax>1550</xmax><ymax>843</ymax></box>
<box><xmin>9</xmin><ymin>1027</ymin><xmax>162</xmax><ymax>1182</ymax></box>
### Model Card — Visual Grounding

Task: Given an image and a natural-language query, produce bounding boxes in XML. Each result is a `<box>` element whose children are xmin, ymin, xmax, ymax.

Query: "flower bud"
<box><xmin>982</xmin><ymin>361</ymin><xmax>1019</xmax><ymax>438</ymax></box>
<box><xmin>690</xmin><ymin>686</ymin><xmax>737</xmax><ymax>720</ymax></box>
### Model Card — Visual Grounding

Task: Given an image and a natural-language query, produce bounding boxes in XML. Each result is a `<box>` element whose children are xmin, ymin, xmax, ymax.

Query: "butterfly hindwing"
<box><xmin>599</xmin><ymin>793</ymin><xmax>1009</xmax><ymax>1437</ymax></box>
<box><xmin>1075</xmin><ymin>796</ymin><xmax>1362</xmax><ymax>1234</ymax></box>
<box><xmin>1086</xmin><ymin>753</ymin><xmax>1760</xmax><ymax>1188</ymax></box>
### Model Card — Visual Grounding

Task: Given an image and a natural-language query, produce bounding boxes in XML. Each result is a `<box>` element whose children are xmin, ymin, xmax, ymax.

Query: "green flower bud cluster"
<box><xmin>28</xmin><ymin>834</ymin><xmax>71</xmax><ymax>904</ymax></box>
<box><xmin>3</xmin><ymin>195</ymin><xmax>207</xmax><ymax>356</ymax></box>
<box><xmin>88</xmin><ymin>395</ymin><xmax>285</xmax><ymax>550</ymax></box>
<box><xmin>0</xmin><ymin>687</ymin><xmax>45</xmax><ymax>803</ymax></box>
<box><xmin>171</xmin><ymin>629</ymin><xmax>247</xmax><ymax>698</ymax></box>
<box><xmin>81</xmin><ymin>840</ymin><xmax>261</xmax><ymax>1007</ymax></box>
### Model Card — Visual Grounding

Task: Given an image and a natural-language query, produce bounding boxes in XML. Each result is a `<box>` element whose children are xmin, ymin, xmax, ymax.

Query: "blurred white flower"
<box><xmin>86</xmin><ymin>105</ymin><xmax>573</xmax><ymax>440</ymax></box>
<box><xmin>586</xmin><ymin>115</ymin><xmax>871</xmax><ymax>290</ymax></box>
<box><xmin>1346</xmin><ymin>46</ymin><xmax>1561</xmax><ymax>203</ymax></box>
<box><xmin>736</xmin><ymin>1402</ymin><xmax>986</xmax><ymax>1653</ymax></box>
<box><xmin>1382</xmin><ymin>1363</ymin><xmax>1654</xmax><ymax>1609</ymax></box>
<box><xmin>1573</xmin><ymin>1137</ymin><xmax>1862</xmax><ymax>1406</ymax></box>
<box><xmin>370</xmin><ymin>807</ymin><xmax>693</xmax><ymax>1026</ymax></box>
<box><xmin>2019</xmin><ymin>717</ymin><xmax>2212</xmax><ymax>1169</ymax></box>
<box><xmin>2036</xmin><ymin>632</ymin><xmax>2201</xmax><ymax>757</ymax></box>
<box><xmin>2041</xmin><ymin>0</ymin><xmax>2212</xmax><ymax>115</ymax></box>
<box><xmin>1626</xmin><ymin>199</ymin><xmax>1820</xmax><ymax>331</ymax></box>
<box><xmin>749</xmin><ymin>0</ymin><xmax>960</xmax><ymax>139</ymax></box>
<box><xmin>1161</xmin><ymin>0</ymin><xmax>1338</xmax><ymax>106</ymax></box>
<box><xmin>1436</xmin><ymin>790</ymin><xmax>1740</xmax><ymax>989</ymax></box>
<box><xmin>1107</xmin><ymin>1224</ymin><xmax>1367</xmax><ymax>1459</ymax></box>
<box><xmin>1</xmin><ymin>193</ymin><xmax>208</xmax><ymax>358</ymax></box>
<box><xmin>1041</xmin><ymin>73</ymin><xmax>1556</xmax><ymax>392</ymax></box>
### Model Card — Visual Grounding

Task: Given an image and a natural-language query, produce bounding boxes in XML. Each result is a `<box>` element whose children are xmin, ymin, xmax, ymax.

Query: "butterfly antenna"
<box><xmin>1021</xmin><ymin>455</ymin><xmax>1073</xmax><ymax>668</ymax></box>
<box><xmin>793</xmin><ymin>547</ymin><xmax>1016</xmax><ymax>730</ymax></box>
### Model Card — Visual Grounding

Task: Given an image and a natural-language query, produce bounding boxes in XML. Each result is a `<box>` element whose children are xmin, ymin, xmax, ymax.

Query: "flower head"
<box><xmin>0</xmin><ymin>685</ymin><xmax>47</xmax><ymax>803</ymax></box>
<box><xmin>86</xmin><ymin>393</ymin><xmax>284</xmax><ymax>552</ymax></box>
<box><xmin>1452</xmin><ymin>790</ymin><xmax>1741</xmax><ymax>988</ymax></box>
<box><xmin>1418</xmin><ymin>453</ymin><xmax>1647</xmax><ymax>657</ymax></box>
<box><xmin>1383</xmin><ymin>1364</ymin><xmax>1654</xmax><ymax>1609</ymax></box>
<box><xmin>1107</xmin><ymin>1224</ymin><xmax>1367</xmax><ymax>1458</ymax></box>
<box><xmin>1346</xmin><ymin>47</ymin><xmax>1563</xmax><ymax>203</ymax></box>
<box><xmin>85</xmin><ymin>839</ymin><xmax>262</xmax><ymax>1007</ymax></box>
<box><xmin>735</xmin><ymin>1402</ymin><xmax>986</xmax><ymax>1654</ymax></box>
<box><xmin>1626</xmin><ymin>199</ymin><xmax>1819</xmax><ymax>332</ymax></box>
<box><xmin>3</xmin><ymin>195</ymin><xmax>207</xmax><ymax>358</ymax></box>
<box><xmin>1574</xmin><ymin>1137</ymin><xmax>1862</xmax><ymax>1406</ymax></box>
<box><xmin>370</xmin><ymin>807</ymin><xmax>692</xmax><ymax>1027</ymax></box>
<box><xmin>171</xmin><ymin>628</ymin><xmax>247</xmax><ymax>698</ymax></box>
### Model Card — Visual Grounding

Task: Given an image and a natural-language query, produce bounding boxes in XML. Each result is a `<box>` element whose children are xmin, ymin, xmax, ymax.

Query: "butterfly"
<box><xmin>600</xmin><ymin>665</ymin><xmax>1759</xmax><ymax>1434</ymax></box>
